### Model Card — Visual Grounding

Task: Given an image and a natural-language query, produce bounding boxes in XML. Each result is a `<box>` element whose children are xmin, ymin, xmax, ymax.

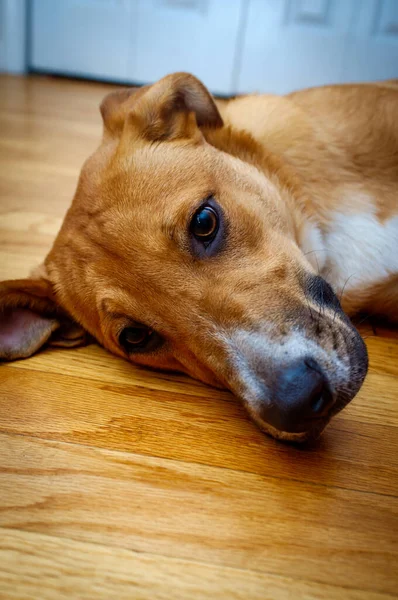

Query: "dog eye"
<box><xmin>119</xmin><ymin>326</ymin><xmax>155</xmax><ymax>353</ymax></box>
<box><xmin>190</xmin><ymin>205</ymin><xmax>219</xmax><ymax>242</ymax></box>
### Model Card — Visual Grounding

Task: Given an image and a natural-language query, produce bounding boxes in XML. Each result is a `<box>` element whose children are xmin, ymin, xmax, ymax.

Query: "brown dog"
<box><xmin>1</xmin><ymin>73</ymin><xmax>397</xmax><ymax>442</ymax></box>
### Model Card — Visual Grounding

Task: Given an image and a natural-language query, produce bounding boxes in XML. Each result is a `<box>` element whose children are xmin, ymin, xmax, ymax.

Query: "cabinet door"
<box><xmin>30</xmin><ymin>0</ymin><xmax>133</xmax><ymax>81</ymax></box>
<box><xmin>342</xmin><ymin>0</ymin><xmax>398</xmax><ymax>82</ymax></box>
<box><xmin>237</xmin><ymin>0</ymin><xmax>357</xmax><ymax>94</ymax></box>
<box><xmin>128</xmin><ymin>0</ymin><xmax>243</xmax><ymax>95</ymax></box>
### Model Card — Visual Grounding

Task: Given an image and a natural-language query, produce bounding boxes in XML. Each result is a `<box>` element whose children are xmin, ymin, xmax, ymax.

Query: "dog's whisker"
<box><xmin>313</xmin><ymin>253</ymin><xmax>321</xmax><ymax>277</ymax></box>
<box><xmin>355</xmin><ymin>314</ymin><xmax>372</xmax><ymax>327</ymax></box>
<box><xmin>353</xmin><ymin>311</ymin><xmax>380</xmax><ymax>338</ymax></box>
<box><xmin>303</xmin><ymin>249</ymin><xmax>329</xmax><ymax>256</ymax></box>
<box><xmin>334</xmin><ymin>274</ymin><xmax>356</xmax><ymax>323</ymax></box>
<box><xmin>304</xmin><ymin>293</ymin><xmax>315</xmax><ymax>321</ymax></box>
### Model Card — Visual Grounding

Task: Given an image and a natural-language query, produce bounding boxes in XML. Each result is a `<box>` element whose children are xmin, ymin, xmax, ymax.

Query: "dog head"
<box><xmin>0</xmin><ymin>73</ymin><xmax>368</xmax><ymax>442</ymax></box>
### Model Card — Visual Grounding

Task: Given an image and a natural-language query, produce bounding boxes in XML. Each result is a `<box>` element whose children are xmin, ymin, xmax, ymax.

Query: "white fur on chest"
<box><xmin>318</xmin><ymin>211</ymin><xmax>398</xmax><ymax>294</ymax></box>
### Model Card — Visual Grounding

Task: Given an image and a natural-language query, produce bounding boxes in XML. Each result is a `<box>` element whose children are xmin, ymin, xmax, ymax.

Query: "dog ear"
<box><xmin>100</xmin><ymin>86</ymin><xmax>145</xmax><ymax>136</ymax></box>
<box><xmin>100</xmin><ymin>72</ymin><xmax>223</xmax><ymax>141</ymax></box>
<box><xmin>0</xmin><ymin>275</ymin><xmax>88</xmax><ymax>361</ymax></box>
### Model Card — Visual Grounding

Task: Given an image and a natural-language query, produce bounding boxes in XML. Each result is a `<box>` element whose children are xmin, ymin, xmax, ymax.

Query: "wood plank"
<box><xmin>345</xmin><ymin>371</ymin><xmax>398</xmax><ymax>426</ymax></box>
<box><xmin>1</xmin><ymin>365</ymin><xmax>397</xmax><ymax>497</ymax></box>
<box><xmin>7</xmin><ymin>337</ymin><xmax>398</xmax><ymax>427</ymax></box>
<box><xmin>6</xmin><ymin>356</ymin><xmax>397</xmax><ymax>429</ymax></box>
<box><xmin>0</xmin><ymin>211</ymin><xmax>62</xmax><ymax>238</ymax></box>
<box><xmin>1</xmin><ymin>528</ymin><xmax>392</xmax><ymax>600</ymax></box>
<box><xmin>5</xmin><ymin>344</ymin><xmax>234</xmax><ymax>399</ymax></box>
<box><xmin>373</xmin><ymin>323</ymin><xmax>398</xmax><ymax>340</ymax></box>
<box><xmin>0</xmin><ymin>251</ymin><xmax>47</xmax><ymax>281</ymax></box>
<box><xmin>365</xmin><ymin>337</ymin><xmax>398</xmax><ymax>377</ymax></box>
<box><xmin>7</xmin><ymin>333</ymin><xmax>398</xmax><ymax>397</ymax></box>
<box><xmin>0</xmin><ymin>433</ymin><xmax>396</xmax><ymax>596</ymax></box>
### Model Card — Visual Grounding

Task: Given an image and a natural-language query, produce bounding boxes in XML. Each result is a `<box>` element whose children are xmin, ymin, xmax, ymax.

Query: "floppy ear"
<box><xmin>100</xmin><ymin>86</ymin><xmax>146</xmax><ymax>136</ymax></box>
<box><xmin>0</xmin><ymin>276</ymin><xmax>88</xmax><ymax>361</ymax></box>
<box><xmin>100</xmin><ymin>72</ymin><xmax>223</xmax><ymax>141</ymax></box>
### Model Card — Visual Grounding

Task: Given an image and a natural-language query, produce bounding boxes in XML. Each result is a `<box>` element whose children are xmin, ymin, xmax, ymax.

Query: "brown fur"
<box><xmin>0</xmin><ymin>73</ymin><xmax>396</xmax><ymax>442</ymax></box>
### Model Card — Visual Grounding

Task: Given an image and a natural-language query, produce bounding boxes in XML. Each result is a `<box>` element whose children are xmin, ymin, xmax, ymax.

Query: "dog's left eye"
<box><xmin>190</xmin><ymin>205</ymin><xmax>219</xmax><ymax>242</ymax></box>
<box><xmin>119</xmin><ymin>326</ymin><xmax>158</xmax><ymax>353</ymax></box>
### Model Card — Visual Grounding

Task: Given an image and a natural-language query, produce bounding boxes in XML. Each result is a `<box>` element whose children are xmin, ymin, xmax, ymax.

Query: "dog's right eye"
<box><xmin>189</xmin><ymin>197</ymin><xmax>225</xmax><ymax>258</ymax></box>
<box><xmin>191</xmin><ymin>206</ymin><xmax>219</xmax><ymax>242</ymax></box>
<box><xmin>119</xmin><ymin>326</ymin><xmax>159</xmax><ymax>353</ymax></box>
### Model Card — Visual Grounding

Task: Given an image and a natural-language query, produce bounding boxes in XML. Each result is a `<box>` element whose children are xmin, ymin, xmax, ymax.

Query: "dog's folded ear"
<box><xmin>0</xmin><ymin>275</ymin><xmax>88</xmax><ymax>361</ymax></box>
<box><xmin>100</xmin><ymin>86</ymin><xmax>144</xmax><ymax>136</ymax></box>
<box><xmin>100</xmin><ymin>72</ymin><xmax>223</xmax><ymax>141</ymax></box>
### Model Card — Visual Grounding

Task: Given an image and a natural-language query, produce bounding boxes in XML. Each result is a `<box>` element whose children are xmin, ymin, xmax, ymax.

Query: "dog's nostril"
<box><xmin>310</xmin><ymin>390</ymin><xmax>328</xmax><ymax>414</ymax></box>
<box><xmin>304</xmin><ymin>357</ymin><xmax>322</xmax><ymax>374</ymax></box>
<box><xmin>304</xmin><ymin>358</ymin><xmax>331</xmax><ymax>415</ymax></box>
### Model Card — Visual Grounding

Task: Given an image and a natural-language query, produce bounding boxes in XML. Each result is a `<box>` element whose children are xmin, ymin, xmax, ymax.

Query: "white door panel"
<box><xmin>342</xmin><ymin>0</ymin><xmax>398</xmax><ymax>82</ymax></box>
<box><xmin>31</xmin><ymin>0</ymin><xmax>133</xmax><ymax>81</ymax></box>
<box><xmin>29</xmin><ymin>0</ymin><xmax>398</xmax><ymax>95</ymax></box>
<box><xmin>129</xmin><ymin>0</ymin><xmax>243</xmax><ymax>95</ymax></box>
<box><xmin>237</xmin><ymin>0</ymin><xmax>358</xmax><ymax>94</ymax></box>
<box><xmin>30</xmin><ymin>0</ymin><xmax>243</xmax><ymax>95</ymax></box>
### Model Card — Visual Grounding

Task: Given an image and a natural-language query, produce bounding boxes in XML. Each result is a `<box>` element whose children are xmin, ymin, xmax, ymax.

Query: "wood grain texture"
<box><xmin>1</xmin><ymin>529</ymin><xmax>392</xmax><ymax>600</ymax></box>
<box><xmin>0</xmin><ymin>75</ymin><xmax>397</xmax><ymax>599</ymax></box>
<box><xmin>0</xmin><ymin>433</ymin><xmax>397</xmax><ymax>596</ymax></box>
<box><xmin>1</xmin><ymin>363</ymin><xmax>397</xmax><ymax>497</ymax></box>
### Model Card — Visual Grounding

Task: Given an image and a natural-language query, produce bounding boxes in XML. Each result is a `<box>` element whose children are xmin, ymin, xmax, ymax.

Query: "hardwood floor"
<box><xmin>0</xmin><ymin>75</ymin><xmax>397</xmax><ymax>600</ymax></box>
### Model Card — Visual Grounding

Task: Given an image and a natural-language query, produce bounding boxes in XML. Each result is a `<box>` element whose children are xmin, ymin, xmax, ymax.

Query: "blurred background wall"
<box><xmin>1</xmin><ymin>0</ymin><xmax>397</xmax><ymax>95</ymax></box>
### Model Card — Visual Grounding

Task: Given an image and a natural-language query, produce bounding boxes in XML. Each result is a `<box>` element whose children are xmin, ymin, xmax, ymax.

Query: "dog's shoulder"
<box><xmin>220</xmin><ymin>81</ymin><xmax>398</xmax><ymax>153</ymax></box>
<box><xmin>218</xmin><ymin>92</ymin><xmax>315</xmax><ymax>158</ymax></box>
<box><xmin>287</xmin><ymin>81</ymin><xmax>398</xmax><ymax>135</ymax></box>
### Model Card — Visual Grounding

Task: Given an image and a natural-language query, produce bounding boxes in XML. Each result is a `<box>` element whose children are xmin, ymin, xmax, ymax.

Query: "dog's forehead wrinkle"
<box><xmin>119</xmin><ymin>141</ymin><xmax>216</xmax><ymax>187</ymax></box>
<box><xmin>105</xmin><ymin>135</ymin><xmax>282</xmax><ymax>219</ymax></box>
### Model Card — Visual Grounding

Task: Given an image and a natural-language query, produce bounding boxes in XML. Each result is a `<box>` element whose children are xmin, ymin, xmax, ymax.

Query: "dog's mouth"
<box><xmin>223</xmin><ymin>318</ymin><xmax>368</xmax><ymax>442</ymax></box>
<box><xmin>248</xmin><ymin>386</ymin><xmax>359</xmax><ymax>443</ymax></box>
<box><xmin>247</xmin><ymin>411</ymin><xmax>331</xmax><ymax>443</ymax></box>
<box><xmin>242</xmin><ymin>382</ymin><xmax>364</xmax><ymax>443</ymax></box>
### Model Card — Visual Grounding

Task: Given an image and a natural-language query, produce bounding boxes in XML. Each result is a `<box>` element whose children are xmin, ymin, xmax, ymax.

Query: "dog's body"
<box><xmin>1</xmin><ymin>74</ymin><xmax>397</xmax><ymax>442</ymax></box>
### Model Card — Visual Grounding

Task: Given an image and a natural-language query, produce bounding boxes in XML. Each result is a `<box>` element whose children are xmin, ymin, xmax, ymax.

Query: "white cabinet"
<box><xmin>237</xmin><ymin>0</ymin><xmax>398</xmax><ymax>94</ymax></box>
<box><xmin>0</xmin><ymin>0</ymin><xmax>26</xmax><ymax>73</ymax></box>
<box><xmin>342</xmin><ymin>0</ymin><xmax>398</xmax><ymax>82</ymax></box>
<box><xmin>31</xmin><ymin>0</ymin><xmax>134</xmax><ymax>81</ymax></box>
<box><xmin>237</xmin><ymin>0</ymin><xmax>357</xmax><ymax>94</ymax></box>
<box><xmin>30</xmin><ymin>0</ymin><xmax>243</xmax><ymax>95</ymax></box>
<box><xmin>129</xmin><ymin>0</ymin><xmax>243</xmax><ymax>95</ymax></box>
<box><xmin>29</xmin><ymin>0</ymin><xmax>398</xmax><ymax>95</ymax></box>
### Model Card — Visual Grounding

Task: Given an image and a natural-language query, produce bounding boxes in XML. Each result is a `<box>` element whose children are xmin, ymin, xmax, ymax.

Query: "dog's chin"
<box><xmin>249</xmin><ymin>412</ymin><xmax>330</xmax><ymax>443</ymax></box>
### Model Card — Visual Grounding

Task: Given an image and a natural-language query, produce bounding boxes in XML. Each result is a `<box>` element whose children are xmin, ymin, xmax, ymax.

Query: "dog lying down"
<box><xmin>1</xmin><ymin>73</ymin><xmax>397</xmax><ymax>442</ymax></box>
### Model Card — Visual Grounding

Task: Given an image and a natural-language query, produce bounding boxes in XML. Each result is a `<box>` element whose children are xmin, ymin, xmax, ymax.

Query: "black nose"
<box><xmin>262</xmin><ymin>357</ymin><xmax>334</xmax><ymax>433</ymax></box>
